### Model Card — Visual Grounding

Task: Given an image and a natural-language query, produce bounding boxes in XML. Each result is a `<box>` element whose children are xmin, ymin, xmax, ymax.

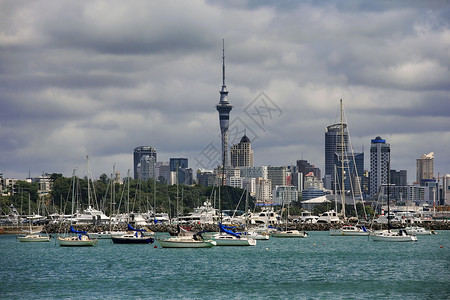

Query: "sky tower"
<box><xmin>216</xmin><ymin>40</ymin><xmax>233</xmax><ymax>184</ymax></box>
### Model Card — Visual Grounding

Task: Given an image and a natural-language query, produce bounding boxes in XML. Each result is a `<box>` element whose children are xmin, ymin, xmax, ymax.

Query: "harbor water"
<box><xmin>1</xmin><ymin>231</ymin><xmax>449</xmax><ymax>299</ymax></box>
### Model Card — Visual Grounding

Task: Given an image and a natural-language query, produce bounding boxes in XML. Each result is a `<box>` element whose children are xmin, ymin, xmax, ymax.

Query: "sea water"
<box><xmin>1</xmin><ymin>231</ymin><xmax>449</xmax><ymax>299</ymax></box>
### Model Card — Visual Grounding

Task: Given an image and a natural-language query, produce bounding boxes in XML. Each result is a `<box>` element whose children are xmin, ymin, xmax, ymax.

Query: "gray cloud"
<box><xmin>1</xmin><ymin>0</ymin><xmax>449</xmax><ymax>183</ymax></box>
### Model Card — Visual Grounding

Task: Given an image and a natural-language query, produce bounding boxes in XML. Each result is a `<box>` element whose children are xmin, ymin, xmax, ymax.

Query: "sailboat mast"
<box><xmin>387</xmin><ymin>160</ymin><xmax>391</xmax><ymax>231</ymax></box>
<box><xmin>340</xmin><ymin>99</ymin><xmax>346</xmax><ymax>220</ymax></box>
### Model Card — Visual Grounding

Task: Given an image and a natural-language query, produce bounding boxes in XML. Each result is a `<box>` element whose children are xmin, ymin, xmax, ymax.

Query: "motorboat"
<box><xmin>317</xmin><ymin>210</ymin><xmax>340</xmax><ymax>224</ymax></box>
<box><xmin>329</xmin><ymin>225</ymin><xmax>370</xmax><ymax>236</ymax></box>
<box><xmin>404</xmin><ymin>226</ymin><xmax>432</xmax><ymax>235</ymax></box>
<box><xmin>299</xmin><ymin>211</ymin><xmax>319</xmax><ymax>224</ymax></box>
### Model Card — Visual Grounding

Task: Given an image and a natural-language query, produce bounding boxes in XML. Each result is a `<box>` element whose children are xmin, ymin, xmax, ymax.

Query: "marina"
<box><xmin>1</xmin><ymin>231</ymin><xmax>449</xmax><ymax>299</ymax></box>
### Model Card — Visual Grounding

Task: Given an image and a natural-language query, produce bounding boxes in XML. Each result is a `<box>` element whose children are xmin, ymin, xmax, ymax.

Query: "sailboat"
<box><xmin>111</xmin><ymin>224</ymin><xmax>155</xmax><ymax>244</ymax></box>
<box><xmin>157</xmin><ymin>226</ymin><xmax>216</xmax><ymax>248</ymax></box>
<box><xmin>57</xmin><ymin>168</ymin><xmax>98</xmax><ymax>247</ymax></box>
<box><xmin>211</xmin><ymin>168</ymin><xmax>256</xmax><ymax>246</ymax></box>
<box><xmin>372</xmin><ymin>163</ymin><xmax>417</xmax><ymax>242</ymax></box>
<box><xmin>17</xmin><ymin>194</ymin><xmax>51</xmax><ymax>242</ymax></box>
<box><xmin>241</xmin><ymin>189</ymin><xmax>270</xmax><ymax>240</ymax></box>
<box><xmin>272</xmin><ymin>188</ymin><xmax>307</xmax><ymax>238</ymax></box>
<box><xmin>329</xmin><ymin>99</ymin><xmax>369</xmax><ymax>237</ymax></box>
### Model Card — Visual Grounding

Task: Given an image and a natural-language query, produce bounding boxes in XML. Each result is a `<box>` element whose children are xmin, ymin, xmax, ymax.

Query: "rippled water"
<box><xmin>1</xmin><ymin>231</ymin><xmax>449</xmax><ymax>299</ymax></box>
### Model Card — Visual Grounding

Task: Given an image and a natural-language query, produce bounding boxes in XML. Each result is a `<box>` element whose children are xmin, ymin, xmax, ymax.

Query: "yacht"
<box><xmin>317</xmin><ymin>210</ymin><xmax>340</xmax><ymax>224</ymax></box>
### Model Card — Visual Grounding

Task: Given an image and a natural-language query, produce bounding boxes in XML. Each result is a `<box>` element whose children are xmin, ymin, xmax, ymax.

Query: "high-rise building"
<box><xmin>267</xmin><ymin>166</ymin><xmax>287</xmax><ymax>191</ymax></box>
<box><xmin>390</xmin><ymin>169</ymin><xmax>407</xmax><ymax>186</ymax></box>
<box><xmin>133</xmin><ymin>146</ymin><xmax>157</xmax><ymax>179</ymax></box>
<box><xmin>230</xmin><ymin>135</ymin><xmax>254</xmax><ymax>167</ymax></box>
<box><xmin>273</xmin><ymin>186</ymin><xmax>298</xmax><ymax>205</ymax></box>
<box><xmin>137</xmin><ymin>155</ymin><xmax>156</xmax><ymax>181</ymax></box>
<box><xmin>324</xmin><ymin>123</ymin><xmax>348</xmax><ymax>190</ymax></box>
<box><xmin>416</xmin><ymin>152</ymin><xmax>434</xmax><ymax>182</ymax></box>
<box><xmin>169</xmin><ymin>158</ymin><xmax>188</xmax><ymax>172</ymax></box>
<box><xmin>334</xmin><ymin>152</ymin><xmax>364</xmax><ymax>196</ymax></box>
<box><xmin>370</xmin><ymin>136</ymin><xmax>390</xmax><ymax>198</ymax></box>
<box><xmin>169</xmin><ymin>158</ymin><xmax>191</xmax><ymax>185</ymax></box>
<box><xmin>216</xmin><ymin>41</ymin><xmax>232</xmax><ymax>184</ymax></box>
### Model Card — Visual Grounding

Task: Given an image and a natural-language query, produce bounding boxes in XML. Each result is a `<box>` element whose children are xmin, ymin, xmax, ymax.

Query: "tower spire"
<box><xmin>216</xmin><ymin>39</ymin><xmax>233</xmax><ymax>185</ymax></box>
<box><xmin>222</xmin><ymin>39</ymin><xmax>226</xmax><ymax>87</ymax></box>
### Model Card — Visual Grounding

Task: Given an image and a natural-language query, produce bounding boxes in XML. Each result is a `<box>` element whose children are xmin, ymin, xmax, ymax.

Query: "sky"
<box><xmin>1</xmin><ymin>0</ymin><xmax>449</xmax><ymax>184</ymax></box>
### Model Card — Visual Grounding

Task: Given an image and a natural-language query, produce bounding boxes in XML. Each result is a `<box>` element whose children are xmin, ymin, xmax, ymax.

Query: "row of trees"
<box><xmin>1</xmin><ymin>173</ymin><xmax>374</xmax><ymax>220</ymax></box>
<box><xmin>1</xmin><ymin>174</ymin><xmax>255</xmax><ymax>218</ymax></box>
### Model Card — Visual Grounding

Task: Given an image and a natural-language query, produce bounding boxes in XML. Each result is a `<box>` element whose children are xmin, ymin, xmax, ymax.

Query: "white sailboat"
<box><xmin>157</xmin><ymin>226</ymin><xmax>216</xmax><ymax>248</ymax></box>
<box><xmin>328</xmin><ymin>100</ymin><xmax>369</xmax><ymax>236</ymax></box>
<box><xmin>57</xmin><ymin>168</ymin><xmax>98</xmax><ymax>247</ymax></box>
<box><xmin>212</xmin><ymin>168</ymin><xmax>256</xmax><ymax>246</ymax></box>
<box><xmin>17</xmin><ymin>194</ymin><xmax>50</xmax><ymax>242</ymax></box>
<box><xmin>372</xmin><ymin>163</ymin><xmax>417</xmax><ymax>242</ymax></box>
<box><xmin>272</xmin><ymin>189</ymin><xmax>307</xmax><ymax>238</ymax></box>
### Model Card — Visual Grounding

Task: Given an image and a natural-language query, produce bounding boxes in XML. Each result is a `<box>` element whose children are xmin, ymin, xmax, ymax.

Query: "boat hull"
<box><xmin>272</xmin><ymin>230</ymin><xmax>308</xmax><ymax>238</ymax></box>
<box><xmin>111</xmin><ymin>237</ymin><xmax>154</xmax><ymax>244</ymax></box>
<box><xmin>213</xmin><ymin>234</ymin><xmax>257</xmax><ymax>246</ymax></box>
<box><xmin>17</xmin><ymin>235</ymin><xmax>50</xmax><ymax>242</ymax></box>
<box><xmin>157</xmin><ymin>238</ymin><xmax>216</xmax><ymax>248</ymax></box>
<box><xmin>330</xmin><ymin>228</ymin><xmax>369</xmax><ymax>236</ymax></box>
<box><xmin>89</xmin><ymin>231</ymin><xmax>126</xmax><ymax>239</ymax></box>
<box><xmin>57</xmin><ymin>237</ymin><xmax>98</xmax><ymax>247</ymax></box>
<box><xmin>372</xmin><ymin>231</ymin><xmax>418</xmax><ymax>242</ymax></box>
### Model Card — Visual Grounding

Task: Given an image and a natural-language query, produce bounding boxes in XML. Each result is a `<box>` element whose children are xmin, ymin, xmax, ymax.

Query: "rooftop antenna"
<box><xmin>222</xmin><ymin>39</ymin><xmax>225</xmax><ymax>87</ymax></box>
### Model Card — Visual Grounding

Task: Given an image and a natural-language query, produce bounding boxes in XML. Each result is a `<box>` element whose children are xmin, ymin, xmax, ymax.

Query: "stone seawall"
<box><xmin>1</xmin><ymin>221</ymin><xmax>449</xmax><ymax>234</ymax></box>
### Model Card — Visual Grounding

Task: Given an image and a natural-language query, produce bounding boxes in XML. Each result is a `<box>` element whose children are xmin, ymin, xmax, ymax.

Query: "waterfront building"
<box><xmin>230</xmin><ymin>135</ymin><xmax>254</xmax><ymax>167</ymax></box>
<box><xmin>216</xmin><ymin>41</ymin><xmax>232</xmax><ymax>184</ymax></box>
<box><xmin>324</xmin><ymin>123</ymin><xmax>348</xmax><ymax>190</ymax></box>
<box><xmin>133</xmin><ymin>146</ymin><xmax>157</xmax><ymax>179</ymax></box>
<box><xmin>370</xmin><ymin>136</ymin><xmax>390</xmax><ymax>198</ymax></box>
<box><xmin>417</xmin><ymin>152</ymin><xmax>434</xmax><ymax>182</ymax></box>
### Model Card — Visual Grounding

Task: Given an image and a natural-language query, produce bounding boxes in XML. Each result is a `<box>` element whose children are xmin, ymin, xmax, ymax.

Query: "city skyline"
<box><xmin>1</xmin><ymin>1</ymin><xmax>449</xmax><ymax>184</ymax></box>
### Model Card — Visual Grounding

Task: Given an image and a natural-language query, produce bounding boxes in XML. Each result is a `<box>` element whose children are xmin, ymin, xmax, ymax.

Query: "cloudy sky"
<box><xmin>1</xmin><ymin>0</ymin><xmax>449</xmax><ymax>184</ymax></box>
